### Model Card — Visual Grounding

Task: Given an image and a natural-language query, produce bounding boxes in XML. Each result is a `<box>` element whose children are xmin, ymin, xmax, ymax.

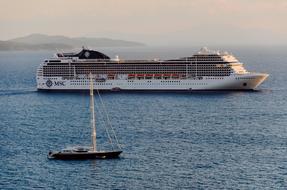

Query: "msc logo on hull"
<box><xmin>46</xmin><ymin>80</ymin><xmax>65</xmax><ymax>87</ymax></box>
<box><xmin>46</xmin><ymin>79</ymin><xmax>53</xmax><ymax>87</ymax></box>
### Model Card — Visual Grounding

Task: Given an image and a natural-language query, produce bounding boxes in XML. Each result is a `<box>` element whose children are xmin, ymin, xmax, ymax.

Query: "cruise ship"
<box><xmin>36</xmin><ymin>47</ymin><xmax>268</xmax><ymax>91</ymax></box>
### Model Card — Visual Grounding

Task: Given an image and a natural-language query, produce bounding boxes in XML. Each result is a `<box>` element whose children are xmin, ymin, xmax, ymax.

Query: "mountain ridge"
<box><xmin>0</xmin><ymin>34</ymin><xmax>145</xmax><ymax>51</ymax></box>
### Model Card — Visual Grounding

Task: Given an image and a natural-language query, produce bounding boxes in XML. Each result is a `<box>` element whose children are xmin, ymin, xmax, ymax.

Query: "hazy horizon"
<box><xmin>1</xmin><ymin>0</ymin><xmax>287</xmax><ymax>46</ymax></box>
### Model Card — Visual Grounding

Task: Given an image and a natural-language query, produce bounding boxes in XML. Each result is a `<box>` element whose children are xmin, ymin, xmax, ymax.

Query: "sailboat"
<box><xmin>48</xmin><ymin>73</ymin><xmax>122</xmax><ymax>160</ymax></box>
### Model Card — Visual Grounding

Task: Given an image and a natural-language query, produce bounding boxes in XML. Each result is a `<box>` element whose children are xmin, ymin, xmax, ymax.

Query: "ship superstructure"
<box><xmin>36</xmin><ymin>47</ymin><xmax>268</xmax><ymax>91</ymax></box>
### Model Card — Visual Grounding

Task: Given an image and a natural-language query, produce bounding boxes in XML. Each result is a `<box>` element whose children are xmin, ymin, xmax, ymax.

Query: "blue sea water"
<box><xmin>0</xmin><ymin>46</ymin><xmax>287</xmax><ymax>189</ymax></box>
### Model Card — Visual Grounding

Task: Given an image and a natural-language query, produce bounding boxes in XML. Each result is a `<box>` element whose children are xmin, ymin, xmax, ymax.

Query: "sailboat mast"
<box><xmin>90</xmin><ymin>73</ymin><xmax>97</xmax><ymax>152</ymax></box>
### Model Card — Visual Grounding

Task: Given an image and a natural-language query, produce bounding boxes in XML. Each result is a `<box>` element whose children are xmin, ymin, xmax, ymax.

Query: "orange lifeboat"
<box><xmin>128</xmin><ymin>74</ymin><xmax>135</xmax><ymax>79</ymax></box>
<box><xmin>137</xmin><ymin>74</ymin><xmax>145</xmax><ymax>78</ymax></box>
<box><xmin>145</xmin><ymin>74</ymin><xmax>153</xmax><ymax>79</ymax></box>
<box><xmin>172</xmin><ymin>74</ymin><xmax>179</xmax><ymax>79</ymax></box>
<box><xmin>154</xmin><ymin>74</ymin><xmax>162</xmax><ymax>79</ymax></box>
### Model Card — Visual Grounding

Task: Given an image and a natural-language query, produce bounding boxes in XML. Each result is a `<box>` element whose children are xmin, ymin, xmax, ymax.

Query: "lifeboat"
<box><xmin>137</xmin><ymin>74</ymin><xmax>145</xmax><ymax>78</ymax></box>
<box><xmin>154</xmin><ymin>74</ymin><xmax>162</xmax><ymax>79</ymax></box>
<box><xmin>163</xmin><ymin>74</ymin><xmax>171</xmax><ymax>78</ymax></box>
<box><xmin>171</xmin><ymin>74</ymin><xmax>179</xmax><ymax>79</ymax></box>
<box><xmin>145</xmin><ymin>74</ymin><xmax>153</xmax><ymax>79</ymax></box>
<box><xmin>128</xmin><ymin>74</ymin><xmax>136</xmax><ymax>79</ymax></box>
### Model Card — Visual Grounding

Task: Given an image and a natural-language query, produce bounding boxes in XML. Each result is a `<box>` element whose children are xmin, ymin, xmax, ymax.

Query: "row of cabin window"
<box><xmin>44</xmin><ymin>64</ymin><xmax>231</xmax><ymax>69</ymax></box>
<box><xmin>43</xmin><ymin>69</ymin><xmax>231</xmax><ymax>73</ymax></box>
<box><xmin>70</xmin><ymin>83</ymin><xmax>208</xmax><ymax>86</ymax></box>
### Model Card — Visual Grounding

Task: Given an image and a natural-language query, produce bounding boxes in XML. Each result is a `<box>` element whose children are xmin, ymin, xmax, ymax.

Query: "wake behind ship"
<box><xmin>36</xmin><ymin>47</ymin><xmax>268</xmax><ymax>91</ymax></box>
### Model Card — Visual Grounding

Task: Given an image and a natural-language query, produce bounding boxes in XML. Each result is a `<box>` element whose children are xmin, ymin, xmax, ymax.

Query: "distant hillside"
<box><xmin>0</xmin><ymin>40</ymin><xmax>73</xmax><ymax>51</ymax></box>
<box><xmin>0</xmin><ymin>33</ymin><xmax>144</xmax><ymax>51</ymax></box>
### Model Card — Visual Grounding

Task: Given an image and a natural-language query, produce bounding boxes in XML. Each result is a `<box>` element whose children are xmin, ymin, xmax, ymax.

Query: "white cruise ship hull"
<box><xmin>37</xmin><ymin>73</ymin><xmax>268</xmax><ymax>91</ymax></box>
<box><xmin>36</xmin><ymin>47</ymin><xmax>269</xmax><ymax>91</ymax></box>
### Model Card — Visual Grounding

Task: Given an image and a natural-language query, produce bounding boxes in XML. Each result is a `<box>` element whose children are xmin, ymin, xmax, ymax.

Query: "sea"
<box><xmin>0</xmin><ymin>46</ymin><xmax>286</xmax><ymax>189</ymax></box>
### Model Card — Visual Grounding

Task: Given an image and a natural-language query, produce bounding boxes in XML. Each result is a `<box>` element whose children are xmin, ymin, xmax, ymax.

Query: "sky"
<box><xmin>1</xmin><ymin>0</ymin><xmax>287</xmax><ymax>46</ymax></box>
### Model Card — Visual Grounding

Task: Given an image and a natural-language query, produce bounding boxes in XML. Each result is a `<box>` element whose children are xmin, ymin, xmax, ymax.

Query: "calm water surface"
<box><xmin>0</xmin><ymin>47</ymin><xmax>287</xmax><ymax>189</ymax></box>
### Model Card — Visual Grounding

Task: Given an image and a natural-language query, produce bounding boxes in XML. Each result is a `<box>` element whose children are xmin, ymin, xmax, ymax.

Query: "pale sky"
<box><xmin>1</xmin><ymin>0</ymin><xmax>287</xmax><ymax>46</ymax></box>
